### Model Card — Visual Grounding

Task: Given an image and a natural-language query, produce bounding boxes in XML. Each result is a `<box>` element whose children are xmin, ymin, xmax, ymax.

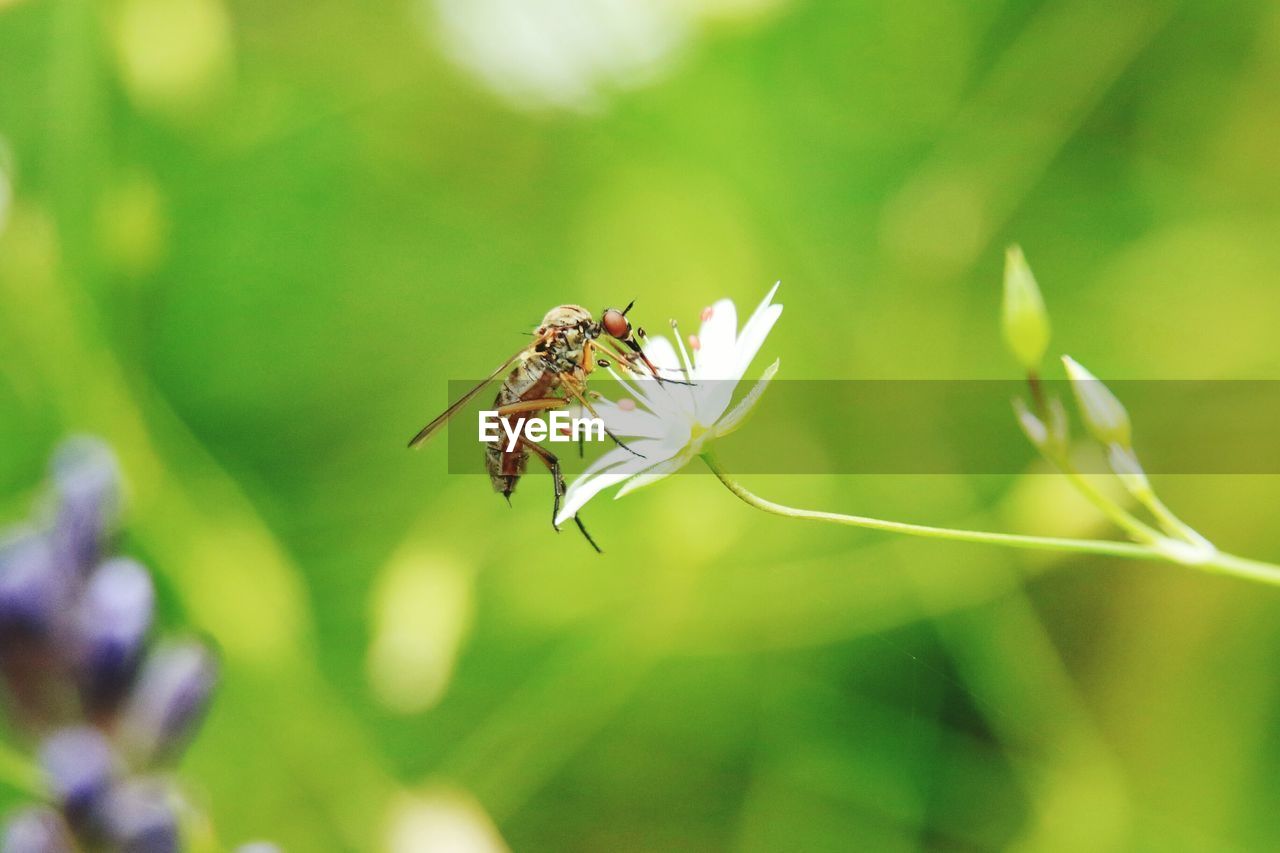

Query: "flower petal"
<box><xmin>625</xmin><ymin>334</ymin><xmax>699</xmax><ymax>421</ymax></box>
<box><xmin>555</xmin><ymin>471</ymin><xmax>633</xmax><ymax>528</ymax></box>
<box><xmin>636</xmin><ymin>335</ymin><xmax>683</xmax><ymax>375</ymax></box>
<box><xmin>613</xmin><ymin>447</ymin><xmax>696</xmax><ymax>498</ymax></box>
<box><xmin>732</xmin><ymin>282</ymin><xmax>783</xmax><ymax>379</ymax></box>
<box><xmin>713</xmin><ymin>359</ymin><xmax>779</xmax><ymax>437</ymax></box>
<box><xmin>691</xmin><ymin>285</ymin><xmax>783</xmax><ymax>425</ymax></box>
<box><xmin>554</xmin><ymin>439</ymin><xmax>672</xmax><ymax>526</ymax></box>
<box><xmin>592</xmin><ymin>398</ymin><xmax>669</xmax><ymax>439</ymax></box>
<box><xmin>693</xmin><ymin>298</ymin><xmax>738</xmax><ymax>379</ymax></box>
<box><xmin>570</xmin><ymin>442</ymin><xmax>645</xmax><ymax>483</ymax></box>
<box><xmin>619</xmin><ymin>334</ymin><xmax>685</xmax><ymax>392</ymax></box>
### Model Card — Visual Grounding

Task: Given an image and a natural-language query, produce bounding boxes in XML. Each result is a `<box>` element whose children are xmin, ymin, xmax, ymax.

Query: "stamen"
<box><xmin>688</xmin><ymin>334</ymin><xmax>701</xmax><ymax>351</ymax></box>
<box><xmin>700</xmin><ymin>306</ymin><xmax>714</xmax><ymax>322</ymax></box>
<box><xmin>671</xmin><ymin>319</ymin><xmax>696</xmax><ymax>377</ymax></box>
<box><xmin>606</xmin><ymin>366</ymin><xmax>645</xmax><ymax>406</ymax></box>
<box><xmin>618</xmin><ymin>398</ymin><xmax>636</xmax><ymax>412</ymax></box>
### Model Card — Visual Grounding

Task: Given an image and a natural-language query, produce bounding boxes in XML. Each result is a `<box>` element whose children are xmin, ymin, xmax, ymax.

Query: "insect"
<box><xmin>407</xmin><ymin>302</ymin><xmax>671</xmax><ymax>552</ymax></box>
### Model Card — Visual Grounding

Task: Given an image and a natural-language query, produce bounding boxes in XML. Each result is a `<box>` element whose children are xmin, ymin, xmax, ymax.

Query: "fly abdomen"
<box><xmin>486</xmin><ymin>360</ymin><xmax>551</xmax><ymax>500</ymax></box>
<box><xmin>486</xmin><ymin>440</ymin><xmax>527</xmax><ymax>499</ymax></box>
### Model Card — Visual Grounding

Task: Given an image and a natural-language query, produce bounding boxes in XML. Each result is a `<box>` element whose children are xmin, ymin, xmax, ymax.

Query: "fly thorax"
<box><xmin>549</xmin><ymin>328</ymin><xmax>588</xmax><ymax>372</ymax></box>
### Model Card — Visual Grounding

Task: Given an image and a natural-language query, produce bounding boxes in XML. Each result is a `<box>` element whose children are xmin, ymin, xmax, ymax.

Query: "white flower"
<box><xmin>555</xmin><ymin>283</ymin><xmax>783</xmax><ymax>526</ymax></box>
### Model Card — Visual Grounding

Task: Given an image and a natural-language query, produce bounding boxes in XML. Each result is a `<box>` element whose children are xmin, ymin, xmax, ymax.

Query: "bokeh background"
<box><xmin>4</xmin><ymin>0</ymin><xmax>1280</xmax><ymax>849</ymax></box>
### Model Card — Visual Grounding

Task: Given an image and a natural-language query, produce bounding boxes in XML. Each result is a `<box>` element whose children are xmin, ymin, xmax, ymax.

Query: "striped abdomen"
<box><xmin>486</xmin><ymin>357</ymin><xmax>559</xmax><ymax>498</ymax></box>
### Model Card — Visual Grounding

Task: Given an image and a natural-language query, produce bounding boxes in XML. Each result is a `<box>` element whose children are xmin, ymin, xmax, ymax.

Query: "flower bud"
<box><xmin>1107</xmin><ymin>445</ymin><xmax>1151</xmax><ymax>497</ymax></box>
<box><xmin>100</xmin><ymin>778</ymin><xmax>178</xmax><ymax>853</ymax></box>
<box><xmin>38</xmin><ymin>728</ymin><xmax>117</xmax><ymax>824</ymax></box>
<box><xmin>49</xmin><ymin>438</ymin><xmax>121</xmax><ymax>576</ymax></box>
<box><xmin>1012</xmin><ymin>398</ymin><xmax>1048</xmax><ymax>448</ymax></box>
<box><xmin>1002</xmin><ymin>245</ymin><xmax>1051</xmax><ymax>372</ymax></box>
<box><xmin>0</xmin><ymin>807</ymin><xmax>73</xmax><ymax>853</ymax></box>
<box><xmin>122</xmin><ymin>641</ymin><xmax>218</xmax><ymax>762</ymax></box>
<box><xmin>1062</xmin><ymin>356</ymin><xmax>1132</xmax><ymax>448</ymax></box>
<box><xmin>0</xmin><ymin>530</ymin><xmax>79</xmax><ymax>726</ymax></box>
<box><xmin>1045</xmin><ymin>397</ymin><xmax>1070</xmax><ymax>451</ymax></box>
<box><xmin>0</xmin><ymin>531</ymin><xmax>64</xmax><ymax>639</ymax></box>
<box><xmin>1012</xmin><ymin>396</ymin><xmax>1071</xmax><ymax>459</ymax></box>
<box><xmin>75</xmin><ymin>558</ymin><xmax>155</xmax><ymax>716</ymax></box>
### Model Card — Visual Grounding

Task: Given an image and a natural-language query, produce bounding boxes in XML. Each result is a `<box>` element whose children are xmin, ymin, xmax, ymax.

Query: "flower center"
<box><xmin>687</xmin><ymin>421</ymin><xmax>712</xmax><ymax>454</ymax></box>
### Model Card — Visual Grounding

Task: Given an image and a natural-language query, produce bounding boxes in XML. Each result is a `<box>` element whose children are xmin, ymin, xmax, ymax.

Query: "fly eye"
<box><xmin>601</xmin><ymin>309</ymin><xmax>630</xmax><ymax>339</ymax></box>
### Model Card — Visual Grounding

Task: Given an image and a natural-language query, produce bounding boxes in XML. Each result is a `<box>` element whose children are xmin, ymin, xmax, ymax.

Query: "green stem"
<box><xmin>1047</xmin><ymin>453</ymin><xmax>1165</xmax><ymax>545</ymax></box>
<box><xmin>1136</xmin><ymin>489</ymin><xmax>1213</xmax><ymax>549</ymax></box>
<box><xmin>1021</xmin><ymin>381</ymin><xmax>1162</xmax><ymax>545</ymax></box>
<box><xmin>700</xmin><ymin>452</ymin><xmax>1280</xmax><ymax>587</ymax></box>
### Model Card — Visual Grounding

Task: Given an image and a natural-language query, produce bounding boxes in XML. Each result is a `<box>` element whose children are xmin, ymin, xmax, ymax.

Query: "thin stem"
<box><xmin>1136</xmin><ymin>490</ymin><xmax>1213</xmax><ymax>549</ymax></box>
<box><xmin>1021</xmin><ymin>378</ymin><xmax>1163</xmax><ymax>545</ymax></box>
<box><xmin>702</xmin><ymin>451</ymin><xmax>1151</xmax><ymax>559</ymax></box>
<box><xmin>700</xmin><ymin>452</ymin><xmax>1280</xmax><ymax>587</ymax></box>
<box><xmin>1198</xmin><ymin>551</ymin><xmax>1280</xmax><ymax>586</ymax></box>
<box><xmin>1046</xmin><ymin>451</ymin><xmax>1166</xmax><ymax>545</ymax></box>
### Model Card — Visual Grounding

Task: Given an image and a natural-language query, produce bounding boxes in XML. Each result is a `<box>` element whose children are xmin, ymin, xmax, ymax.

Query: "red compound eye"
<box><xmin>601</xmin><ymin>309</ymin><xmax>630</xmax><ymax>339</ymax></box>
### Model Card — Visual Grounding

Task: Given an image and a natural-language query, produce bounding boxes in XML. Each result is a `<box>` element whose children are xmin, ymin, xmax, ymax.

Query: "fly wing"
<box><xmin>407</xmin><ymin>344</ymin><xmax>536</xmax><ymax>449</ymax></box>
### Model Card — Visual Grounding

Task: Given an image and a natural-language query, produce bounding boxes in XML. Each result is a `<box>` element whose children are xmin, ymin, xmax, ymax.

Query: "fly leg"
<box><xmin>519</xmin><ymin>439</ymin><xmax>565</xmax><ymax>530</ymax></box>
<box><xmin>490</xmin><ymin>397</ymin><xmax>569</xmax><ymax>500</ymax></box>
<box><xmin>521</xmin><ymin>438</ymin><xmax>602</xmax><ymax>553</ymax></box>
<box><xmin>491</xmin><ymin>396</ymin><xmax>572</xmax><ymax>451</ymax></box>
<box><xmin>595</xmin><ymin>338</ymin><xmax>694</xmax><ymax>385</ymax></box>
<box><xmin>559</xmin><ymin>375</ymin><xmax>645</xmax><ymax>459</ymax></box>
<box><xmin>495</xmin><ymin>397</ymin><xmax>568</xmax><ymax>418</ymax></box>
<box><xmin>590</xmin><ymin>338</ymin><xmax>692</xmax><ymax>385</ymax></box>
<box><xmin>572</xmin><ymin>514</ymin><xmax>602</xmax><ymax>553</ymax></box>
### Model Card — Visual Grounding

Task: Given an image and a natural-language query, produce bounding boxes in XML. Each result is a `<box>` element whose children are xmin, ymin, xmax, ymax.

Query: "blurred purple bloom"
<box><xmin>101</xmin><ymin>779</ymin><xmax>178</xmax><ymax>853</ymax></box>
<box><xmin>48</xmin><ymin>438</ymin><xmax>120</xmax><ymax>576</ymax></box>
<box><xmin>0</xmin><ymin>532</ymin><xmax>77</xmax><ymax>729</ymax></box>
<box><xmin>123</xmin><ymin>642</ymin><xmax>218</xmax><ymax>762</ymax></box>
<box><xmin>0</xmin><ymin>439</ymin><xmax>273</xmax><ymax>852</ymax></box>
<box><xmin>38</xmin><ymin>727</ymin><xmax>117</xmax><ymax>823</ymax></box>
<box><xmin>0</xmin><ymin>807</ymin><xmax>72</xmax><ymax>853</ymax></box>
<box><xmin>75</xmin><ymin>558</ymin><xmax>155</xmax><ymax>715</ymax></box>
<box><xmin>0</xmin><ymin>531</ymin><xmax>65</xmax><ymax>639</ymax></box>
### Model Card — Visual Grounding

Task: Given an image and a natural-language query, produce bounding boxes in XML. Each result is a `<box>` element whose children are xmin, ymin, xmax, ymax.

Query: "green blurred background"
<box><xmin>3</xmin><ymin>0</ymin><xmax>1280</xmax><ymax>849</ymax></box>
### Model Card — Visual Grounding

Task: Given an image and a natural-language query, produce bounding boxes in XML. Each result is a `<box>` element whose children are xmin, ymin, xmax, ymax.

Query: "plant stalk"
<box><xmin>700</xmin><ymin>451</ymin><xmax>1280</xmax><ymax>587</ymax></box>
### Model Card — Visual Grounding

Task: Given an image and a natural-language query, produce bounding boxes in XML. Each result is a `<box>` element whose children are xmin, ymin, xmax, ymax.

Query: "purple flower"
<box><xmin>0</xmin><ymin>439</ymin><xmax>276</xmax><ymax>852</ymax></box>
<box><xmin>0</xmin><ymin>531</ymin><xmax>65</xmax><ymax>639</ymax></box>
<box><xmin>74</xmin><ymin>558</ymin><xmax>155</xmax><ymax>716</ymax></box>
<box><xmin>48</xmin><ymin>438</ymin><xmax>120</xmax><ymax>577</ymax></box>
<box><xmin>0</xmin><ymin>807</ymin><xmax>73</xmax><ymax>853</ymax></box>
<box><xmin>122</xmin><ymin>642</ymin><xmax>218</xmax><ymax>763</ymax></box>
<box><xmin>100</xmin><ymin>779</ymin><xmax>178</xmax><ymax>853</ymax></box>
<box><xmin>38</xmin><ymin>727</ymin><xmax>117</xmax><ymax>824</ymax></box>
<box><xmin>0</xmin><ymin>530</ymin><xmax>77</xmax><ymax>727</ymax></box>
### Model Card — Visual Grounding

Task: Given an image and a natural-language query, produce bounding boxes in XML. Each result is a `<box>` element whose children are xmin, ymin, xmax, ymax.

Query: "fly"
<box><xmin>407</xmin><ymin>302</ymin><xmax>677</xmax><ymax>551</ymax></box>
